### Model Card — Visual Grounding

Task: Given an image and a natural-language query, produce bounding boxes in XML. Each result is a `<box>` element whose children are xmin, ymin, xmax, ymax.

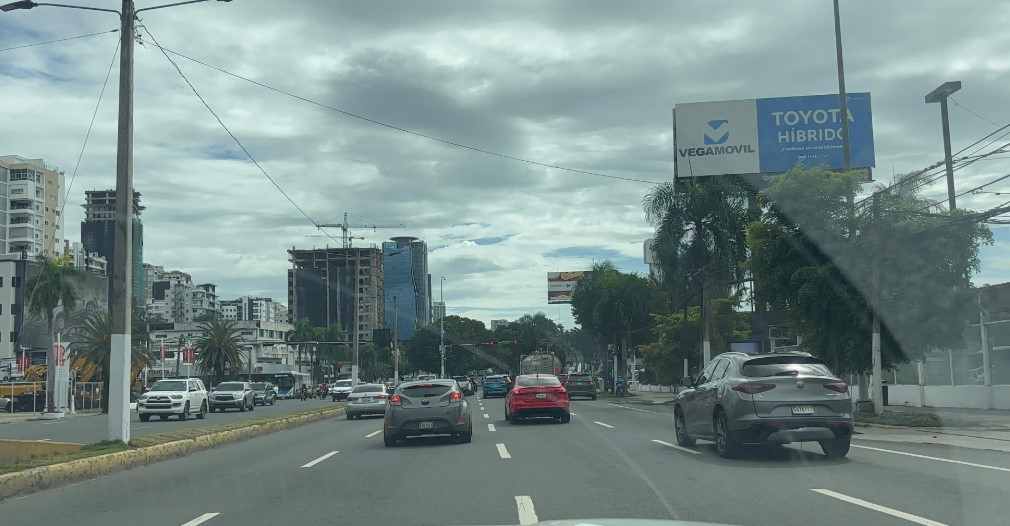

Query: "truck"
<box><xmin>519</xmin><ymin>352</ymin><xmax>562</xmax><ymax>376</ymax></box>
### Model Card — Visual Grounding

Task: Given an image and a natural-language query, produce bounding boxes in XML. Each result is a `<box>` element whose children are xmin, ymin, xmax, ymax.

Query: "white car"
<box><xmin>138</xmin><ymin>378</ymin><xmax>209</xmax><ymax>421</ymax></box>
<box><xmin>330</xmin><ymin>379</ymin><xmax>353</xmax><ymax>401</ymax></box>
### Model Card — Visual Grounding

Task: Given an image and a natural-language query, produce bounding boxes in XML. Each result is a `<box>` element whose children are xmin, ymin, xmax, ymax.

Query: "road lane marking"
<box><xmin>606</xmin><ymin>403</ymin><xmax>664</xmax><ymax>415</ymax></box>
<box><xmin>570</xmin><ymin>412</ymin><xmax>578</xmax><ymax>416</ymax></box>
<box><xmin>812</xmin><ymin>489</ymin><xmax>947</xmax><ymax>526</ymax></box>
<box><xmin>496</xmin><ymin>443</ymin><xmax>511</xmax><ymax>459</ymax></box>
<box><xmin>514</xmin><ymin>496</ymin><xmax>539</xmax><ymax>525</ymax></box>
<box><xmin>651</xmin><ymin>439</ymin><xmax>701</xmax><ymax>455</ymax></box>
<box><xmin>593</xmin><ymin>421</ymin><xmax>614</xmax><ymax>428</ymax></box>
<box><xmin>181</xmin><ymin>513</ymin><xmax>220</xmax><ymax>526</ymax></box>
<box><xmin>488</xmin><ymin>424</ymin><xmax>496</xmax><ymax>431</ymax></box>
<box><xmin>852</xmin><ymin>444</ymin><xmax>1010</xmax><ymax>473</ymax></box>
<box><xmin>365</xmin><ymin>430</ymin><xmax>382</xmax><ymax>438</ymax></box>
<box><xmin>301</xmin><ymin>451</ymin><xmax>339</xmax><ymax>468</ymax></box>
<box><xmin>36</xmin><ymin>438</ymin><xmax>51</xmax><ymax>442</ymax></box>
<box><xmin>483</xmin><ymin>413</ymin><xmax>490</xmax><ymax>419</ymax></box>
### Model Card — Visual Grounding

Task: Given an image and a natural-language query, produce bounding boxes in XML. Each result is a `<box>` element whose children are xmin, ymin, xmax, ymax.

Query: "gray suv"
<box><xmin>674</xmin><ymin>352</ymin><xmax>853</xmax><ymax>459</ymax></box>
<box><xmin>209</xmin><ymin>381</ymin><xmax>255</xmax><ymax>412</ymax></box>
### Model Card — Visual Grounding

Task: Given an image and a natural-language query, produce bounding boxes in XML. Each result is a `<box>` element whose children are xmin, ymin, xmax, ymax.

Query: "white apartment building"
<box><xmin>491</xmin><ymin>319</ymin><xmax>510</xmax><ymax>331</ymax></box>
<box><xmin>0</xmin><ymin>156</ymin><xmax>64</xmax><ymax>257</ymax></box>
<box><xmin>63</xmin><ymin>240</ymin><xmax>107</xmax><ymax>275</ymax></box>
<box><xmin>146</xmin><ymin>266</ymin><xmax>220</xmax><ymax>323</ymax></box>
<box><xmin>221</xmin><ymin>296</ymin><xmax>286</xmax><ymax>322</ymax></box>
<box><xmin>146</xmin><ymin>320</ymin><xmax>296</xmax><ymax>378</ymax></box>
<box><xmin>432</xmin><ymin>301</ymin><xmax>446</xmax><ymax>322</ymax></box>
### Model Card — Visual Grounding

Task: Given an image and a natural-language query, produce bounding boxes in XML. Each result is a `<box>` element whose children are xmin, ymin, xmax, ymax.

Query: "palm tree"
<box><xmin>25</xmin><ymin>253</ymin><xmax>83</xmax><ymax>413</ymax></box>
<box><xmin>194</xmin><ymin>319</ymin><xmax>245</xmax><ymax>386</ymax></box>
<box><xmin>72</xmin><ymin>311</ymin><xmax>152</xmax><ymax>413</ymax></box>
<box><xmin>287</xmin><ymin>317</ymin><xmax>315</xmax><ymax>376</ymax></box>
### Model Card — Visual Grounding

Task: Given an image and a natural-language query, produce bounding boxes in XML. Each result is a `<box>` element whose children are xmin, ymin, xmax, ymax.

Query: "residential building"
<box><xmin>0</xmin><ymin>254</ymin><xmax>109</xmax><ymax>375</ymax></box>
<box><xmin>63</xmin><ymin>240</ymin><xmax>107</xmax><ymax>275</ymax></box>
<box><xmin>146</xmin><ymin>267</ymin><xmax>219</xmax><ymax>323</ymax></box>
<box><xmin>220</xmin><ymin>296</ymin><xmax>285</xmax><ymax>322</ymax></box>
<box><xmin>382</xmin><ymin>236</ymin><xmax>430</xmax><ymax>341</ymax></box>
<box><xmin>287</xmin><ymin>247</ymin><xmax>384</xmax><ymax>340</ymax></box>
<box><xmin>146</xmin><ymin>320</ymin><xmax>296</xmax><ymax>379</ymax></box>
<box><xmin>432</xmin><ymin>301</ymin><xmax>446</xmax><ymax>322</ymax></box>
<box><xmin>0</xmin><ymin>155</ymin><xmax>64</xmax><ymax>257</ymax></box>
<box><xmin>491</xmin><ymin>319</ymin><xmax>510</xmax><ymax>331</ymax></box>
<box><xmin>80</xmin><ymin>189</ymin><xmax>144</xmax><ymax>304</ymax></box>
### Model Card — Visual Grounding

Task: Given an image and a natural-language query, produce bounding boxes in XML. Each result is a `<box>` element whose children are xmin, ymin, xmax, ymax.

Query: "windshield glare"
<box><xmin>150</xmin><ymin>381</ymin><xmax>186</xmax><ymax>392</ymax></box>
<box><xmin>217</xmin><ymin>383</ymin><xmax>245</xmax><ymax>391</ymax></box>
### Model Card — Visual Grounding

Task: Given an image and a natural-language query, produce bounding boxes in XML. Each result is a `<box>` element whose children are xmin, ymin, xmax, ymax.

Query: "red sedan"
<box><xmin>505</xmin><ymin>374</ymin><xmax>570</xmax><ymax>424</ymax></box>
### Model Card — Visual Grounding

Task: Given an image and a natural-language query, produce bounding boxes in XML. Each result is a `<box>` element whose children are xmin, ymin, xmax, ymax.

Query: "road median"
<box><xmin>0</xmin><ymin>405</ymin><xmax>345</xmax><ymax>502</ymax></box>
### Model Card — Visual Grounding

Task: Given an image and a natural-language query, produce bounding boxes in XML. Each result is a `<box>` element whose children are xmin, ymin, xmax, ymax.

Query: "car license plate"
<box><xmin>362</xmin><ymin>397</ymin><xmax>371</xmax><ymax>403</ymax></box>
<box><xmin>536</xmin><ymin>393</ymin><xmax>547</xmax><ymax>399</ymax></box>
<box><xmin>792</xmin><ymin>405</ymin><xmax>814</xmax><ymax>415</ymax></box>
<box><xmin>419</xmin><ymin>421</ymin><xmax>434</xmax><ymax>429</ymax></box>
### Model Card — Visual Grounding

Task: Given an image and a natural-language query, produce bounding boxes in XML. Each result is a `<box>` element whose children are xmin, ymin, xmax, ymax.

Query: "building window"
<box><xmin>12</xmin><ymin>277</ymin><xmax>20</xmax><ymax>287</ymax></box>
<box><xmin>0</xmin><ymin>277</ymin><xmax>3</xmax><ymax>287</ymax></box>
<box><xmin>9</xmin><ymin>331</ymin><xmax>15</xmax><ymax>342</ymax></box>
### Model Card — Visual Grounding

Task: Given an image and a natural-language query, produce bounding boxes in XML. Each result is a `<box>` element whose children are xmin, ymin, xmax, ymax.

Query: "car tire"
<box><xmin>560</xmin><ymin>412</ymin><xmax>571</xmax><ymax>424</ymax></box>
<box><xmin>591</xmin><ymin>395</ymin><xmax>597</xmax><ymax>401</ymax></box>
<box><xmin>504</xmin><ymin>408</ymin><xmax>510</xmax><ymax>422</ymax></box>
<box><xmin>139</xmin><ymin>413</ymin><xmax>150</xmax><ymax>422</ymax></box>
<box><xmin>239</xmin><ymin>402</ymin><xmax>246</xmax><ymax>412</ymax></box>
<box><xmin>819</xmin><ymin>438</ymin><xmax>850</xmax><ymax>459</ymax></box>
<box><xmin>346</xmin><ymin>413</ymin><xmax>354</xmax><ymax>420</ymax></box>
<box><xmin>674</xmin><ymin>408</ymin><xmax>696</xmax><ymax>447</ymax></box>
<box><xmin>180</xmin><ymin>403</ymin><xmax>190</xmax><ymax>421</ymax></box>
<box><xmin>249</xmin><ymin>399</ymin><xmax>254</xmax><ymax>411</ymax></box>
<box><xmin>197</xmin><ymin>401</ymin><xmax>207</xmax><ymax>420</ymax></box>
<box><xmin>270</xmin><ymin>399</ymin><xmax>275</xmax><ymax>406</ymax></box>
<box><xmin>459</xmin><ymin>425</ymin><xmax>473</xmax><ymax>444</ymax></box>
<box><xmin>714</xmin><ymin>411</ymin><xmax>742</xmax><ymax>459</ymax></box>
<box><xmin>383</xmin><ymin>433</ymin><xmax>397</xmax><ymax>447</ymax></box>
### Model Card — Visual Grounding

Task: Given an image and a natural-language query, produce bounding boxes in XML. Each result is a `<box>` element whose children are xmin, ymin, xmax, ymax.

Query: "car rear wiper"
<box><xmin>772</xmin><ymin>370</ymin><xmax>799</xmax><ymax>376</ymax></box>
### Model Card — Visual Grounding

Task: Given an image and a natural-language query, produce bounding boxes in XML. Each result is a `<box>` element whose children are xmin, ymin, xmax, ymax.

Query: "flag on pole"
<box><xmin>54</xmin><ymin>344</ymin><xmax>66</xmax><ymax>366</ymax></box>
<box><xmin>160</xmin><ymin>344</ymin><xmax>165</xmax><ymax>363</ymax></box>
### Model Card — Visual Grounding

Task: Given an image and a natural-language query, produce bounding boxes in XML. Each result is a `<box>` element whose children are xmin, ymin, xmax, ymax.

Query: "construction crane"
<box><xmin>317</xmin><ymin>212</ymin><xmax>406</xmax><ymax>248</ymax></box>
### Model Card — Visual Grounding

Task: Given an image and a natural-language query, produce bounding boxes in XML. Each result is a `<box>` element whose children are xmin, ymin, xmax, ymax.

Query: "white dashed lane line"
<box><xmin>496</xmin><ymin>443</ymin><xmax>512</xmax><ymax>459</ymax></box>
<box><xmin>180</xmin><ymin>513</ymin><xmax>220</xmax><ymax>526</ymax></box>
<box><xmin>812</xmin><ymin>489</ymin><xmax>947</xmax><ymax>526</ymax></box>
<box><xmin>365</xmin><ymin>430</ymin><xmax>382</xmax><ymax>438</ymax></box>
<box><xmin>483</xmin><ymin>413</ymin><xmax>490</xmax><ymax>419</ymax></box>
<box><xmin>651</xmin><ymin>439</ymin><xmax>701</xmax><ymax>455</ymax></box>
<box><xmin>301</xmin><ymin>451</ymin><xmax>339</xmax><ymax>468</ymax></box>
<box><xmin>606</xmin><ymin>402</ymin><xmax>666</xmax><ymax>415</ymax></box>
<box><xmin>593</xmin><ymin>421</ymin><xmax>614</xmax><ymax>428</ymax></box>
<box><xmin>488</xmin><ymin>424</ymin><xmax>496</xmax><ymax>432</ymax></box>
<box><xmin>514</xmin><ymin>496</ymin><xmax>539</xmax><ymax>525</ymax></box>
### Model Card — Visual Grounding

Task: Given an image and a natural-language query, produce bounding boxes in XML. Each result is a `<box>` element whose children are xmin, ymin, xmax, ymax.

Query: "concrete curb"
<box><xmin>0</xmin><ymin>406</ymin><xmax>345</xmax><ymax>502</ymax></box>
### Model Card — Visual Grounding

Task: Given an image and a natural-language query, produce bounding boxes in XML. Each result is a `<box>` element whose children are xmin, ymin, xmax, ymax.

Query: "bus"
<box><xmin>250</xmin><ymin>371</ymin><xmax>310</xmax><ymax>399</ymax></box>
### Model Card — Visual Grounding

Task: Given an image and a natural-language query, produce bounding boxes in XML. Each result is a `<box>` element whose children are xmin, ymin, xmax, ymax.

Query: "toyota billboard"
<box><xmin>674</xmin><ymin>93</ymin><xmax>875</xmax><ymax>179</ymax></box>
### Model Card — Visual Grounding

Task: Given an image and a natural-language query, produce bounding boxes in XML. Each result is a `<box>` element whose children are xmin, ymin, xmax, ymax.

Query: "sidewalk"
<box><xmin>863</xmin><ymin>405</ymin><xmax>1010</xmax><ymax>430</ymax></box>
<box><xmin>855</xmin><ymin>425</ymin><xmax>1010</xmax><ymax>454</ymax></box>
<box><xmin>606</xmin><ymin>390</ymin><xmax>676</xmax><ymax>405</ymax></box>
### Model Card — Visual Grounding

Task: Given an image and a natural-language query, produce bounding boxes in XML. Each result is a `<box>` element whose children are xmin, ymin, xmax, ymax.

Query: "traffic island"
<box><xmin>0</xmin><ymin>405</ymin><xmax>345</xmax><ymax>501</ymax></box>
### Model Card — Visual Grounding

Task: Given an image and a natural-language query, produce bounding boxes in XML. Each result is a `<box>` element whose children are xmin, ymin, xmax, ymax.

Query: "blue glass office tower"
<box><xmin>382</xmin><ymin>237</ymin><xmax>430</xmax><ymax>342</ymax></box>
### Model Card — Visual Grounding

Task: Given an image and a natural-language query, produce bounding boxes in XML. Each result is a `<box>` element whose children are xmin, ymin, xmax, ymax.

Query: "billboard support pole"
<box><xmin>833</xmin><ymin>0</ymin><xmax>852</xmax><ymax>170</ymax></box>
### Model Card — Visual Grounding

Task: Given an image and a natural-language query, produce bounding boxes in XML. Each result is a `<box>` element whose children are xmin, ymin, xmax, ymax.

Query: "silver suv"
<box><xmin>209</xmin><ymin>381</ymin><xmax>255</xmax><ymax>412</ymax></box>
<box><xmin>138</xmin><ymin>378</ymin><xmax>208</xmax><ymax>421</ymax></box>
<box><xmin>674</xmin><ymin>352</ymin><xmax>853</xmax><ymax>459</ymax></box>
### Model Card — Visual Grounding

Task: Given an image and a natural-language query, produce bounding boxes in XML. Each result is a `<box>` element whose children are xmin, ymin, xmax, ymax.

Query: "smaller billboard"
<box><xmin>547</xmin><ymin>271</ymin><xmax>588</xmax><ymax>304</ymax></box>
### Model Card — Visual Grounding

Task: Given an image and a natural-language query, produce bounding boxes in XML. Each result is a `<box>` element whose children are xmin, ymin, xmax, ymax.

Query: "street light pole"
<box><xmin>832</xmin><ymin>0</ymin><xmax>851</xmax><ymax>170</ymax></box>
<box><xmin>925</xmin><ymin>81</ymin><xmax>963</xmax><ymax>210</ymax></box>
<box><xmin>392</xmin><ymin>296</ymin><xmax>398</xmax><ymax>383</ymax></box>
<box><xmin>440</xmin><ymin>277</ymin><xmax>445</xmax><ymax>378</ymax></box>
<box><xmin>1</xmin><ymin>0</ymin><xmax>233</xmax><ymax>443</ymax></box>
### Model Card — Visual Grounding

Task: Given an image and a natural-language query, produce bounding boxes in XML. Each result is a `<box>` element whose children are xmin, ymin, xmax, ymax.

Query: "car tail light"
<box><xmin>512</xmin><ymin>388</ymin><xmax>521</xmax><ymax>396</ymax></box>
<box><xmin>347</xmin><ymin>396</ymin><xmax>358</xmax><ymax>401</ymax></box>
<box><xmin>732</xmin><ymin>383</ymin><xmax>776</xmax><ymax>394</ymax></box>
<box><xmin>376</xmin><ymin>394</ymin><xmax>387</xmax><ymax>400</ymax></box>
<box><xmin>389</xmin><ymin>394</ymin><xmax>402</xmax><ymax>406</ymax></box>
<box><xmin>823</xmin><ymin>382</ymin><xmax>849</xmax><ymax>393</ymax></box>
<box><xmin>449</xmin><ymin>391</ymin><xmax>462</xmax><ymax>402</ymax></box>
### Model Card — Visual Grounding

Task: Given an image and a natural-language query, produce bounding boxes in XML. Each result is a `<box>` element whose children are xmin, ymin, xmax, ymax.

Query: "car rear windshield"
<box><xmin>485</xmin><ymin>377</ymin><xmax>505</xmax><ymax>383</ymax></box>
<box><xmin>569</xmin><ymin>376</ymin><xmax>594</xmax><ymax>383</ymax></box>
<box><xmin>252</xmin><ymin>383</ymin><xmax>267</xmax><ymax>390</ymax></box>
<box><xmin>334</xmin><ymin>380</ymin><xmax>352</xmax><ymax>387</ymax></box>
<box><xmin>351</xmin><ymin>385</ymin><xmax>384</xmax><ymax>394</ymax></box>
<box><xmin>150</xmin><ymin>380</ymin><xmax>186</xmax><ymax>392</ymax></box>
<box><xmin>517</xmin><ymin>376</ymin><xmax>561</xmax><ymax>387</ymax></box>
<box><xmin>217</xmin><ymin>383</ymin><xmax>245</xmax><ymax>391</ymax></box>
<box><xmin>401</xmin><ymin>384</ymin><xmax>452</xmax><ymax>397</ymax></box>
<box><xmin>742</xmin><ymin>356</ymin><xmax>834</xmax><ymax>378</ymax></box>
<box><xmin>452</xmin><ymin>376</ymin><xmax>467</xmax><ymax>382</ymax></box>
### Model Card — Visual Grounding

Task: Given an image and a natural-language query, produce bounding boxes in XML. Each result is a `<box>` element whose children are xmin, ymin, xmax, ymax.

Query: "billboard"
<box><xmin>675</xmin><ymin>92</ymin><xmax>875</xmax><ymax>178</ymax></box>
<box><xmin>547</xmin><ymin>271</ymin><xmax>588</xmax><ymax>304</ymax></box>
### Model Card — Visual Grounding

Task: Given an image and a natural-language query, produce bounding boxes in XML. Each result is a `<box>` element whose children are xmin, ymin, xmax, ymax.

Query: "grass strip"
<box><xmin>0</xmin><ymin>440</ymin><xmax>130</xmax><ymax>476</ymax></box>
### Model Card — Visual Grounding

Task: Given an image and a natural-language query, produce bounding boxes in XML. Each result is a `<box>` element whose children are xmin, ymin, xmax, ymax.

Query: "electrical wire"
<box><xmin>139</xmin><ymin>24</ymin><xmax>342</xmax><ymax>247</ymax></box>
<box><xmin>13</xmin><ymin>39</ymin><xmax>120</xmax><ymax>351</ymax></box>
<box><xmin>134</xmin><ymin>37</ymin><xmax>662</xmax><ymax>186</ymax></box>
<box><xmin>0</xmin><ymin>29</ymin><xmax>117</xmax><ymax>53</ymax></box>
<box><xmin>950</xmin><ymin>96</ymin><xmax>1001</xmax><ymax>127</ymax></box>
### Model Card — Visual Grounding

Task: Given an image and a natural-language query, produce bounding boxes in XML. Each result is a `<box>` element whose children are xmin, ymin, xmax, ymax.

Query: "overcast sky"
<box><xmin>2</xmin><ymin>0</ymin><xmax>1009</xmax><ymax>328</ymax></box>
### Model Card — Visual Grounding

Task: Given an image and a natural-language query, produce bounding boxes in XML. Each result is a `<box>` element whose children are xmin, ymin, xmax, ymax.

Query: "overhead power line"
<box><xmin>134</xmin><ymin>37</ymin><xmax>661</xmax><ymax>186</ymax></box>
<box><xmin>139</xmin><ymin>24</ymin><xmax>343</xmax><ymax>247</ymax></box>
<box><xmin>950</xmin><ymin>96</ymin><xmax>1001</xmax><ymax>127</ymax></box>
<box><xmin>0</xmin><ymin>29</ymin><xmax>117</xmax><ymax>53</ymax></box>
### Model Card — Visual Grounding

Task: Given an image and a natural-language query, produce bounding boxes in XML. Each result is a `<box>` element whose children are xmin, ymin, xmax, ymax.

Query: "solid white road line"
<box><xmin>593</xmin><ymin>421</ymin><xmax>615</xmax><ymax>428</ymax></box>
<box><xmin>180</xmin><ymin>513</ymin><xmax>220</xmax><ymax>526</ymax></box>
<box><xmin>812</xmin><ymin>489</ymin><xmax>947</xmax><ymax>526</ymax></box>
<box><xmin>301</xmin><ymin>451</ymin><xmax>339</xmax><ymax>468</ymax></box>
<box><xmin>36</xmin><ymin>438</ymin><xmax>52</xmax><ymax>442</ymax></box>
<box><xmin>488</xmin><ymin>424</ymin><xmax>496</xmax><ymax>432</ymax></box>
<box><xmin>365</xmin><ymin>430</ymin><xmax>382</xmax><ymax>438</ymax></box>
<box><xmin>852</xmin><ymin>444</ymin><xmax>1010</xmax><ymax>473</ymax></box>
<box><xmin>496</xmin><ymin>443</ymin><xmax>511</xmax><ymax>459</ymax></box>
<box><xmin>606</xmin><ymin>403</ymin><xmax>663</xmax><ymax>415</ymax></box>
<box><xmin>514</xmin><ymin>496</ymin><xmax>539</xmax><ymax>526</ymax></box>
<box><xmin>651</xmin><ymin>439</ymin><xmax>701</xmax><ymax>455</ymax></box>
<box><xmin>483</xmin><ymin>413</ymin><xmax>490</xmax><ymax>419</ymax></box>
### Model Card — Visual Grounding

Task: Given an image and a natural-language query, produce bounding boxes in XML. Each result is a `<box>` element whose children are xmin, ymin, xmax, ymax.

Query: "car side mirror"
<box><xmin>210</xmin><ymin>388</ymin><xmax>216</xmax><ymax>392</ymax></box>
<box><xmin>680</xmin><ymin>377</ymin><xmax>695</xmax><ymax>387</ymax></box>
<box><xmin>189</xmin><ymin>387</ymin><xmax>197</xmax><ymax>392</ymax></box>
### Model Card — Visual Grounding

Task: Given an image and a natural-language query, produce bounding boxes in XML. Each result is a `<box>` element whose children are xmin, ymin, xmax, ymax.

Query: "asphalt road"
<box><xmin>3</xmin><ymin>394</ymin><xmax>1010</xmax><ymax>526</ymax></box>
<box><xmin>0</xmin><ymin>397</ymin><xmax>336</xmax><ymax>443</ymax></box>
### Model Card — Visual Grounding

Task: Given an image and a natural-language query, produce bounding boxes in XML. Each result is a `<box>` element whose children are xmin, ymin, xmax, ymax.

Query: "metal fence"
<box><xmin>75</xmin><ymin>382</ymin><xmax>103</xmax><ymax>412</ymax></box>
<box><xmin>2</xmin><ymin>381</ymin><xmax>104</xmax><ymax>413</ymax></box>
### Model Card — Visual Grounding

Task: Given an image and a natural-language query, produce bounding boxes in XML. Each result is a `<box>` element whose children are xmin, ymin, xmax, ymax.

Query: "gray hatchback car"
<box><xmin>674</xmin><ymin>352</ymin><xmax>853</xmax><ymax>459</ymax></box>
<box><xmin>383</xmin><ymin>379</ymin><xmax>472</xmax><ymax>447</ymax></box>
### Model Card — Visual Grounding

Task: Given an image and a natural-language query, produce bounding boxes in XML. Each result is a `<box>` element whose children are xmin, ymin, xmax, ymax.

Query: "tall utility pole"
<box><xmin>925</xmin><ymin>81</ymin><xmax>962</xmax><ymax>210</ymax></box>
<box><xmin>352</xmin><ymin>259</ymin><xmax>360</xmax><ymax>388</ymax></box>
<box><xmin>871</xmin><ymin>193</ymin><xmax>883</xmax><ymax>415</ymax></box>
<box><xmin>393</xmin><ymin>296</ymin><xmax>399</xmax><ymax>383</ymax></box>
<box><xmin>440</xmin><ymin>277</ymin><xmax>446</xmax><ymax>378</ymax></box>
<box><xmin>0</xmin><ymin>0</ymin><xmax>234</xmax><ymax>444</ymax></box>
<box><xmin>832</xmin><ymin>0</ymin><xmax>851</xmax><ymax>170</ymax></box>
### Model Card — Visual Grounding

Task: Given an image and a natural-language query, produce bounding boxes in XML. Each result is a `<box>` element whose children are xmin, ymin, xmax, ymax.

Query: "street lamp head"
<box><xmin>0</xmin><ymin>0</ymin><xmax>37</xmax><ymax>11</ymax></box>
<box><xmin>925</xmin><ymin>81</ymin><xmax>962</xmax><ymax>104</ymax></box>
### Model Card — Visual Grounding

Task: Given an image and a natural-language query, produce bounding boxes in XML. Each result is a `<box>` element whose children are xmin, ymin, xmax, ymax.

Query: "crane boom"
<box><xmin>317</xmin><ymin>212</ymin><xmax>406</xmax><ymax>248</ymax></box>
